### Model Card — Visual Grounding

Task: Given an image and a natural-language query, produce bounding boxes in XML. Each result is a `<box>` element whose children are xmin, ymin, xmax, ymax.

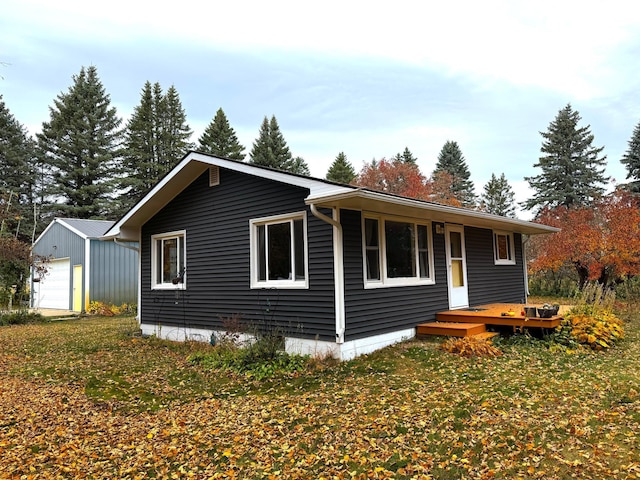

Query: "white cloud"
<box><xmin>8</xmin><ymin>0</ymin><xmax>640</xmax><ymax>100</ymax></box>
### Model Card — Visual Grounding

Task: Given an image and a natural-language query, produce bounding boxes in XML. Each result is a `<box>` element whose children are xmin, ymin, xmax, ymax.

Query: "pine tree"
<box><xmin>198</xmin><ymin>108</ymin><xmax>245</xmax><ymax>160</ymax></box>
<box><xmin>120</xmin><ymin>82</ymin><xmax>194</xmax><ymax>214</ymax></box>
<box><xmin>326</xmin><ymin>152</ymin><xmax>356</xmax><ymax>184</ymax></box>
<box><xmin>286</xmin><ymin>156</ymin><xmax>311</xmax><ymax>176</ymax></box>
<box><xmin>434</xmin><ymin>141</ymin><xmax>476</xmax><ymax>207</ymax></box>
<box><xmin>249</xmin><ymin>115</ymin><xmax>293</xmax><ymax>171</ymax></box>
<box><xmin>0</xmin><ymin>96</ymin><xmax>37</xmax><ymax>240</ymax></box>
<box><xmin>37</xmin><ymin>66</ymin><xmax>123</xmax><ymax>219</ymax></box>
<box><xmin>524</xmin><ymin>104</ymin><xmax>608</xmax><ymax>212</ymax></box>
<box><xmin>621</xmin><ymin>120</ymin><xmax>640</xmax><ymax>193</ymax></box>
<box><xmin>394</xmin><ymin>147</ymin><xmax>417</xmax><ymax>164</ymax></box>
<box><xmin>480</xmin><ymin>173</ymin><xmax>516</xmax><ymax>217</ymax></box>
<box><xmin>162</xmin><ymin>85</ymin><xmax>194</xmax><ymax>165</ymax></box>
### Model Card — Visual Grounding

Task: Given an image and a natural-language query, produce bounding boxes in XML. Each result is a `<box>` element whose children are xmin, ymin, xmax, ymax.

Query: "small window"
<box><xmin>494</xmin><ymin>231</ymin><xmax>515</xmax><ymax>265</ymax></box>
<box><xmin>250</xmin><ymin>212</ymin><xmax>308</xmax><ymax>288</ymax></box>
<box><xmin>151</xmin><ymin>230</ymin><xmax>186</xmax><ymax>289</ymax></box>
<box><xmin>362</xmin><ymin>214</ymin><xmax>434</xmax><ymax>287</ymax></box>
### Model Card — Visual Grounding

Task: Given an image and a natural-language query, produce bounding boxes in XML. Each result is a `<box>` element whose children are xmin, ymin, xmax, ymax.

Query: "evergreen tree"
<box><xmin>162</xmin><ymin>85</ymin><xmax>194</xmax><ymax>164</ymax></box>
<box><xmin>287</xmin><ymin>156</ymin><xmax>311</xmax><ymax>176</ymax></box>
<box><xmin>326</xmin><ymin>152</ymin><xmax>356</xmax><ymax>184</ymax></box>
<box><xmin>621</xmin><ymin>120</ymin><xmax>640</xmax><ymax>193</ymax></box>
<box><xmin>524</xmin><ymin>104</ymin><xmax>608</xmax><ymax>212</ymax></box>
<box><xmin>37</xmin><ymin>66</ymin><xmax>123</xmax><ymax>219</ymax></box>
<box><xmin>434</xmin><ymin>141</ymin><xmax>476</xmax><ymax>207</ymax></box>
<box><xmin>198</xmin><ymin>108</ymin><xmax>245</xmax><ymax>160</ymax></box>
<box><xmin>0</xmin><ymin>96</ymin><xmax>37</xmax><ymax>240</ymax></box>
<box><xmin>120</xmin><ymin>82</ymin><xmax>194</xmax><ymax>214</ymax></box>
<box><xmin>480</xmin><ymin>173</ymin><xmax>516</xmax><ymax>217</ymax></box>
<box><xmin>249</xmin><ymin>116</ymin><xmax>293</xmax><ymax>171</ymax></box>
<box><xmin>393</xmin><ymin>147</ymin><xmax>417</xmax><ymax>164</ymax></box>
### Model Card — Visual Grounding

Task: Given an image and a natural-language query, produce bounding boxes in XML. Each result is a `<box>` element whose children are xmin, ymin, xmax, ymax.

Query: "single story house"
<box><xmin>32</xmin><ymin>218</ymin><xmax>138</xmax><ymax>312</ymax></box>
<box><xmin>102</xmin><ymin>151</ymin><xmax>557</xmax><ymax>360</ymax></box>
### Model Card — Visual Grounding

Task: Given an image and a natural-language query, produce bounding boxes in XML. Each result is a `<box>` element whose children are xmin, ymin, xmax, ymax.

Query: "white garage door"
<box><xmin>34</xmin><ymin>258</ymin><xmax>71</xmax><ymax>310</ymax></box>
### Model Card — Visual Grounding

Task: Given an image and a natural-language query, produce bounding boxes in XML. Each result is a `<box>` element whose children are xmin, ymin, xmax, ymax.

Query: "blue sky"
<box><xmin>2</xmin><ymin>0</ymin><xmax>640</xmax><ymax>218</ymax></box>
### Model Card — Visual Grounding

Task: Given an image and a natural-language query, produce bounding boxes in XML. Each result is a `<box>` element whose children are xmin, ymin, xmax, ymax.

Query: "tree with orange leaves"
<box><xmin>528</xmin><ymin>189</ymin><xmax>640</xmax><ymax>288</ymax></box>
<box><xmin>352</xmin><ymin>158</ymin><xmax>431</xmax><ymax>200</ymax></box>
<box><xmin>353</xmin><ymin>158</ymin><xmax>463</xmax><ymax>207</ymax></box>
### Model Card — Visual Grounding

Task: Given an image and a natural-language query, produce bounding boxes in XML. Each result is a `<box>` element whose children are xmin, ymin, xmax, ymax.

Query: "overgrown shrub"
<box><xmin>0</xmin><ymin>309</ymin><xmax>45</xmax><ymax>326</ymax></box>
<box><xmin>550</xmin><ymin>283</ymin><xmax>624</xmax><ymax>350</ymax></box>
<box><xmin>440</xmin><ymin>337</ymin><xmax>502</xmax><ymax>358</ymax></box>
<box><xmin>190</xmin><ymin>315</ymin><xmax>309</xmax><ymax>380</ymax></box>
<box><xmin>528</xmin><ymin>269</ymin><xmax>579</xmax><ymax>297</ymax></box>
<box><xmin>87</xmin><ymin>301</ymin><xmax>137</xmax><ymax>317</ymax></box>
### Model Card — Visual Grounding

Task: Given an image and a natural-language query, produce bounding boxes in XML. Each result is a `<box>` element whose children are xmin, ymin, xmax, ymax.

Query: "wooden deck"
<box><xmin>416</xmin><ymin>303</ymin><xmax>568</xmax><ymax>339</ymax></box>
<box><xmin>434</xmin><ymin>303</ymin><xmax>565</xmax><ymax>329</ymax></box>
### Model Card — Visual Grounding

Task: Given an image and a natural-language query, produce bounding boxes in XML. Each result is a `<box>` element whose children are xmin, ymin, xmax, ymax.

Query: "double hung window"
<box><xmin>151</xmin><ymin>230</ymin><xmax>186</xmax><ymax>289</ymax></box>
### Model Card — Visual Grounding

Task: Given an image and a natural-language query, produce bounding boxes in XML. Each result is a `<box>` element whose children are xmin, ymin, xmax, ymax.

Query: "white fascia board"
<box><xmin>102</xmin><ymin>151</ymin><xmax>356</xmax><ymax>241</ymax></box>
<box><xmin>56</xmin><ymin>218</ymin><xmax>90</xmax><ymax>240</ymax></box>
<box><xmin>306</xmin><ymin>189</ymin><xmax>559</xmax><ymax>235</ymax></box>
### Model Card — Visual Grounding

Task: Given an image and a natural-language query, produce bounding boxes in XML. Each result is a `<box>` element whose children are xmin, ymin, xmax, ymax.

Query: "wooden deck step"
<box><xmin>417</xmin><ymin>321</ymin><xmax>486</xmax><ymax>337</ymax></box>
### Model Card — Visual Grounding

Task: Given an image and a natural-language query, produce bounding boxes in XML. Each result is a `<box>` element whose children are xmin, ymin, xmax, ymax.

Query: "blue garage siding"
<box><xmin>140</xmin><ymin>168</ymin><xmax>337</xmax><ymax>341</ymax></box>
<box><xmin>90</xmin><ymin>239</ymin><xmax>138</xmax><ymax>305</ymax></box>
<box><xmin>465</xmin><ymin>227</ymin><xmax>526</xmax><ymax>305</ymax></box>
<box><xmin>340</xmin><ymin>209</ymin><xmax>449</xmax><ymax>341</ymax></box>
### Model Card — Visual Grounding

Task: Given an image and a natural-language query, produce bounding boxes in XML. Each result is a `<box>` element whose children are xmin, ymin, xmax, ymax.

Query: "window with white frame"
<box><xmin>494</xmin><ymin>231</ymin><xmax>515</xmax><ymax>265</ymax></box>
<box><xmin>250</xmin><ymin>212</ymin><xmax>308</xmax><ymax>288</ymax></box>
<box><xmin>363</xmin><ymin>215</ymin><xmax>434</xmax><ymax>287</ymax></box>
<box><xmin>151</xmin><ymin>230</ymin><xmax>186</xmax><ymax>289</ymax></box>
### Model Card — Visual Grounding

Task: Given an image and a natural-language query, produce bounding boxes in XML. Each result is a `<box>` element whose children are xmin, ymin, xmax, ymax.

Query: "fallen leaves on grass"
<box><xmin>1</xmin><ymin>316</ymin><xmax>640</xmax><ymax>478</ymax></box>
<box><xmin>440</xmin><ymin>336</ymin><xmax>503</xmax><ymax>358</ymax></box>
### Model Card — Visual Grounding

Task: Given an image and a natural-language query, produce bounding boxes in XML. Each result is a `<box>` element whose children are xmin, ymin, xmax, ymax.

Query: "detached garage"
<box><xmin>31</xmin><ymin>218</ymin><xmax>139</xmax><ymax>312</ymax></box>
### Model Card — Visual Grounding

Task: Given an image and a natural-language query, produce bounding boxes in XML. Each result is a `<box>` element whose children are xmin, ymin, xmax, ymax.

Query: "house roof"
<box><xmin>102</xmin><ymin>151</ymin><xmax>559</xmax><ymax>241</ymax></box>
<box><xmin>34</xmin><ymin>218</ymin><xmax>115</xmax><ymax>245</ymax></box>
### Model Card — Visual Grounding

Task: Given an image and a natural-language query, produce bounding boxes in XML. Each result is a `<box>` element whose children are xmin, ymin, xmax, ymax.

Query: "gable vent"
<box><xmin>209</xmin><ymin>166</ymin><xmax>220</xmax><ymax>187</ymax></box>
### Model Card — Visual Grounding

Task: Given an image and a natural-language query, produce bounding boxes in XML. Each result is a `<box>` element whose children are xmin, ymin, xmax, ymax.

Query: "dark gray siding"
<box><xmin>465</xmin><ymin>227</ymin><xmax>526</xmax><ymax>305</ymax></box>
<box><xmin>90</xmin><ymin>239</ymin><xmax>138</xmax><ymax>305</ymax></box>
<box><xmin>341</xmin><ymin>209</ymin><xmax>449</xmax><ymax>341</ymax></box>
<box><xmin>140</xmin><ymin>168</ymin><xmax>336</xmax><ymax>341</ymax></box>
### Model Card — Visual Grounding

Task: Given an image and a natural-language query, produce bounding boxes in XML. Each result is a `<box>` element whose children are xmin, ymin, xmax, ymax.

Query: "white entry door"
<box><xmin>445</xmin><ymin>225</ymin><xmax>469</xmax><ymax>309</ymax></box>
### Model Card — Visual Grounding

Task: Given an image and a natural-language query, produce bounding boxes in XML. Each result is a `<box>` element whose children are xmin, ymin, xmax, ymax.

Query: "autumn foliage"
<box><xmin>528</xmin><ymin>189</ymin><xmax>640</xmax><ymax>287</ymax></box>
<box><xmin>352</xmin><ymin>158</ymin><xmax>463</xmax><ymax>207</ymax></box>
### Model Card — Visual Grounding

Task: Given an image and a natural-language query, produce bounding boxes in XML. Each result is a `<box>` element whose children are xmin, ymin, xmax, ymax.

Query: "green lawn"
<box><xmin>1</xmin><ymin>305</ymin><xmax>639</xmax><ymax>479</ymax></box>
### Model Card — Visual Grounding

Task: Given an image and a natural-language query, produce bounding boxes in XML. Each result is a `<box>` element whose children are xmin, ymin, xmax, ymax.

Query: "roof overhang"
<box><xmin>102</xmin><ymin>151</ymin><xmax>355</xmax><ymax>241</ymax></box>
<box><xmin>305</xmin><ymin>189</ymin><xmax>559</xmax><ymax>235</ymax></box>
<box><xmin>103</xmin><ymin>151</ymin><xmax>559</xmax><ymax>241</ymax></box>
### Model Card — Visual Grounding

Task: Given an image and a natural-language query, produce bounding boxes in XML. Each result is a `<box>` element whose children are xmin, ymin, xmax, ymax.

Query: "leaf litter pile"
<box><xmin>1</xmin><ymin>314</ymin><xmax>639</xmax><ymax>479</ymax></box>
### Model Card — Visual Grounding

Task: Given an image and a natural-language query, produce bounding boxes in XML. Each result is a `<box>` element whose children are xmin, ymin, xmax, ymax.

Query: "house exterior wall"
<box><xmin>32</xmin><ymin>222</ymin><xmax>85</xmax><ymax>308</ymax></box>
<box><xmin>340</xmin><ymin>209</ymin><xmax>450</xmax><ymax>341</ymax></box>
<box><xmin>465</xmin><ymin>227</ymin><xmax>526</xmax><ymax>305</ymax></box>
<box><xmin>140</xmin><ymin>168</ymin><xmax>337</xmax><ymax>341</ymax></box>
<box><xmin>89</xmin><ymin>239</ymin><xmax>139</xmax><ymax>305</ymax></box>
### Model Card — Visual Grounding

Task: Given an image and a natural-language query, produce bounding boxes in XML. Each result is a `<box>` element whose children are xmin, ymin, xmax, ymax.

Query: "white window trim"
<box><xmin>249</xmin><ymin>211</ymin><xmax>309</xmax><ymax>289</ymax></box>
<box><xmin>151</xmin><ymin>230</ymin><xmax>187</xmax><ymax>290</ymax></box>
<box><xmin>362</xmin><ymin>213</ymin><xmax>435</xmax><ymax>289</ymax></box>
<box><xmin>493</xmin><ymin>230</ymin><xmax>516</xmax><ymax>265</ymax></box>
